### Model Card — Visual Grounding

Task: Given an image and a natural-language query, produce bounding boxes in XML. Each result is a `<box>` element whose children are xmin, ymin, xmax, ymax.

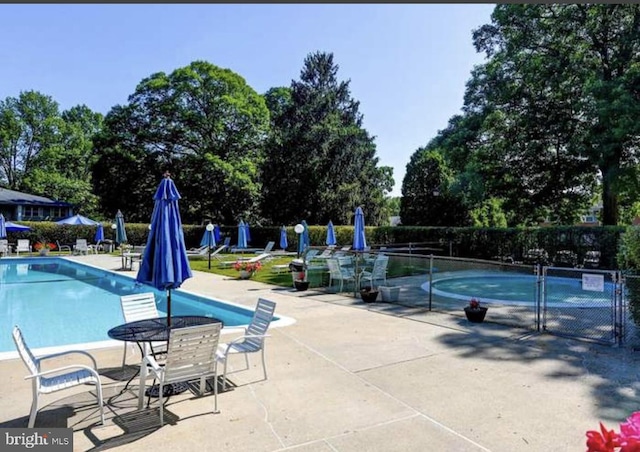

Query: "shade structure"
<box><xmin>199</xmin><ymin>228</ymin><xmax>216</xmax><ymax>248</ymax></box>
<box><xmin>214</xmin><ymin>224</ymin><xmax>221</xmax><ymax>244</ymax></box>
<box><xmin>353</xmin><ymin>206</ymin><xmax>367</xmax><ymax>251</ymax></box>
<box><xmin>297</xmin><ymin>220</ymin><xmax>310</xmax><ymax>256</ymax></box>
<box><xmin>326</xmin><ymin>220</ymin><xmax>336</xmax><ymax>246</ymax></box>
<box><xmin>237</xmin><ymin>220</ymin><xmax>248</xmax><ymax>249</ymax></box>
<box><xmin>56</xmin><ymin>214</ymin><xmax>99</xmax><ymax>226</ymax></box>
<box><xmin>136</xmin><ymin>174</ymin><xmax>192</xmax><ymax>327</ymax></box>
<box><xmin>279</xmin><ymin>226</ymin><xmax>288</xmax><ymax>250</ymax></box>
<box><xmin>94</xmin><ymin>224</ymin><xmax>104</xmax><ymax>242</ymax></box>
<box><xmin>5</xmin><ymin>221</ymin><xmax>31</xmax><ymax>232</ymax></box>
<box><xmin>244</xmin><ymin>222</ymin><xmax>252</xmax><ymax>243</ymax></box>
<box><xmin>115</xmin><ymin>210</ymin><xmax>127</xmax><ymax>244</ymax></box>
<box><xmin>0</xmin><ymin>214</ymin><xmax>6</xmax><ymax>239</ymax></box>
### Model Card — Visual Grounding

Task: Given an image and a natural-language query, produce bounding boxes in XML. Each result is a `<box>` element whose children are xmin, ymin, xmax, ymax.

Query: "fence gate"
<box><xmin>541</xmin><ymin>267</ymin><xmax>621</xmax><ymax>345</ymax></box>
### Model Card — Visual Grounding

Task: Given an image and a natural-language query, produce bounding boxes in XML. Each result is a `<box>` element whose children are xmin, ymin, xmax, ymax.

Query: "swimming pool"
<box><xmin>422</xmin><ymin>271</ymin><xmax>614</xmax><ymax>308</ymax></box>
<box><xmin>0</xmin><ymin>258</ymin><xmax>282</xmax><ymax>356</ymax></box>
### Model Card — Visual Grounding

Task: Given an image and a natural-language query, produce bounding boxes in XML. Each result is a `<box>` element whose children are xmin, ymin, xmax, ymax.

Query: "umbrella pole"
<box><xmin>167</xmin><ymin>289</ymin><xmax>172</xmax><ymax>327</ymax></box>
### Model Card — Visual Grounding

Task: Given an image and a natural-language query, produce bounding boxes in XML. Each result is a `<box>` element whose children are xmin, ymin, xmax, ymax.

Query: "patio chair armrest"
<box><xmin>26</xmin><ymin>364</ymin><xmax>101</xmax><ymax>379</ymax></box>
<box><xmin>38</xmin><ymin>350</ymin><xmax>99</xmax><ymax>369</ymax></box>
<box><xmin>142</xmin><ymin>355</ymin><xmax>163</xmax><ymax>374</ymax></box>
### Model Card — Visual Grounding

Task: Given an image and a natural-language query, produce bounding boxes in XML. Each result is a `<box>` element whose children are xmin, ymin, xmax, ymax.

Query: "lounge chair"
<box><xmin>254</xmin><ymin>241</ymin><xmax>275</xmax><ymax>254</ymax></box>
<box><xmin>12</xmin><ymin>325</ymin><xmax>105</xmax><ymax>428</ymax></box>
<box><xmin>217</xmin><ymin>298</ymin><xmax>276</xmax><ymax>390</ymax></box>
<box><xmin>219</xmin><ymin>252</ymin><xmax>272</xmax><ymax>268</ymax></box>
<box><xmin>186</xmin><ymin>245</ymin><xmax>209</xmax><ymax>256</ymax></box>
<box><xmin>16</xmin><ymin>239</ymin><xmax>31</xmax><ymax>256</ymax></box>
<box><xmin>142</xmin><ymin>323</ymin><xmax>222</xmax><ymax>426</ymax></box>
<box><xmin>120</xmin><ymin>293</ymin><xmax>166</xmax><ymax>367</ymax></box>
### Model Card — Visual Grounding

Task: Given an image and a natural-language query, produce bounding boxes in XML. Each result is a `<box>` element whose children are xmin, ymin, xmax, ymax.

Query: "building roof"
<box><xmin>0</xmin><ymin>188</ymin><xmax>72</xmax><ymax>206</ymax></box>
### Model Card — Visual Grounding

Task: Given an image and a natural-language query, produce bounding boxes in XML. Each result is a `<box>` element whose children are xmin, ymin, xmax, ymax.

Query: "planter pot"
<box><xmin>294</xmin><ymin>280</ymin><xmax>310</xmax><ymax>291</ymax></box>
<box><xmin>360</xmin><ymin>290</ymin><xmax>379</xmax><ymax>303</ymax></box>
<box><xmin>39</xmin><ymin>249</ymin><xmax>50</xmax><ymax>256</ymax></box>
<box><xmin>464</xmin><ymin>306</ymin><xmax>488</xmax><ymax>323</ymax></box>
<box><xmin>238</xmin><ymin>270</ymin><xmax>253</xmax><ymax>280</ymax></box>
<box><xmin>380</xmin><ymin>286</ymin><xmax>400</xmax><ymax>302</ymax></box>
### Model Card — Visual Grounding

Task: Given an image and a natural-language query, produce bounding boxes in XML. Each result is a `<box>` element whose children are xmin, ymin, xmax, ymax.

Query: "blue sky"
<box><xmin>0</xmin><ymin>4</ymin><xmax>495</xmax><ymax>196</ymax></box>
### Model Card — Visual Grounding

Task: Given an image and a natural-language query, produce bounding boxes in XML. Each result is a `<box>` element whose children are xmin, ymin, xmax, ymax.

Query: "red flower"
<box><xmin>469</xmin><ymin>298</ymin><xmax>480</xmax><ymax>309</ymax></box>
<box><xmin>586</xmin><ymin>422</ymin><xmax>620</xmax><ymax>452</ymax></box>
<box><xmin>34</xmin><ymin>242</ymin><xmax>57</xmax><ymax>251</ymax></box>
<box><xmin>233</xmin><ymin>261</ymin><xmax>262</xmax><ymax>273</ymax></box>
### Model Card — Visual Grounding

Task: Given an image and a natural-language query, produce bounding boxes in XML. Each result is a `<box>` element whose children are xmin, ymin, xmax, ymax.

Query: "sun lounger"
<box><xmin>219</xmin><ymin>253</ymin><xmax>272</xmax><ymax>268</ymax></box>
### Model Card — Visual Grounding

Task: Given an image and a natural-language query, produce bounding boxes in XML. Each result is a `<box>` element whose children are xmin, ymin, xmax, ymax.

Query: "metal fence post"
<box><xmin>428</xmin><ymin>254</ymin><xmax>433</xmax><ymax>311</ymax></box>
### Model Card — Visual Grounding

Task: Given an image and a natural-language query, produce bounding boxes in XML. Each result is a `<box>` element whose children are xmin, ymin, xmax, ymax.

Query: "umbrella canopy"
<box><xmin>297</xmin><ymin>220</ymin><xmax>310</xmax><ymax>256</ymax></box>
<box><xmin>136</xmin><ymin>174</ymin><xmax>192</xmax><ymax>326</ymax></box>
<box><xmin>94</xmin><ymin>224</ymin><xmax>105</xmax><ymax>242</ymax></box>
<box><xmin>214</xmin><ymin>224</ymin><xmax>221</xmax><ymax>244</ymax></box>
<box><xmin>0</xmin><ymin>214</ymin><xmax>6</xmax><ymax>239</ymax></box>
<box><xmin>279</xmin><ymin>226</ymin><xmax>288</xmax><ymax>250</ymax></box>
<box><xmin>326</xmin><ymin>220</ymin><xmax>336</xmax><ymax>246</ymax></box>
<box><xmin>56</xmin><ymin>214</ymin><xmax>99</xmax><ymax>226</ymax></box>
<box><xmin>244</xmin><ymin>222</ymin><xmax>252</xmax><ymax>243</ymax></box>
<box><xmin>115</xmin><ymin>210</ymin><xmax>127</xmax><ymax>244</ymax></box>
<box><xmin>5</xmin><ymin>221</ymin><xmax>31</xmax><ymax>232</ymax></box>
<box><xmin>199</xmin><ymin>227</ymin><xmax>216</xmax><ymax>248</ymax></box>
<box><xmin>237</xmin><ymin>220</ymin><xmax>248</xmax><ymax>249</ymax></box>
<box><xmin>353</xmin><ymin>206</ymin><xmax>367</xmax><ymax>251</ymax></box>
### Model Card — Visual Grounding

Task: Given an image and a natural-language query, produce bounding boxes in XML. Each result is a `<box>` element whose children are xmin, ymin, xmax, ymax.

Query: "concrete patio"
<box><xmin>1</xmin><ymin>253</ymin><xmax>640</xmax><ymax>451</ymax></box>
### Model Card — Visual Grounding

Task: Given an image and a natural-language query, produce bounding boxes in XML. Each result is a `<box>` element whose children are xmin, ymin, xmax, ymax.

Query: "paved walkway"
<box><xmin>1</xmin><ymin>254</ymin><xmax>639</xmax><ymax>451</ymax></box>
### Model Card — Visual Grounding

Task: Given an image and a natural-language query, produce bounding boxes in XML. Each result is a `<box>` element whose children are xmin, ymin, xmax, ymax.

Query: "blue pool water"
<box><xmin>422</xmin><ymin>271</ymin><xmax>613</xmax><ymax>308</ymax></box>
<box><xmin>0</xmin><ymin>258</ymin><xmax>268</xmax><ymax>353</ymax></box>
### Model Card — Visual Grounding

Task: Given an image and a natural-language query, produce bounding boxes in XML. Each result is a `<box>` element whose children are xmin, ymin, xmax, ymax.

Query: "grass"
<box><xmin>188</xmin><ymin>253</ymin><xmax>294</xmax><ymax>286</ymax></box>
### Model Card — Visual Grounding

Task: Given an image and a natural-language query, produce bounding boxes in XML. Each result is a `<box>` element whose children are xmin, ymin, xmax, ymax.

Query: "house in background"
<box><xmin>0</xmin><ymin>188</ymin><xmax>73</xmax><ymax>221</ymax></box>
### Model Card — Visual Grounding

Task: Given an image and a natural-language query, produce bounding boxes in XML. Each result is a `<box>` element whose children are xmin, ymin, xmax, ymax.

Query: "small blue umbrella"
<box><xmin>5</xmin><ymin>221</ymin><xmax>30</xmax><ymax>232</ymax></box>
<box><xmin>115</xmin><ymin>210</ymin><xmax>127</xmax><ymax>244</ymax></box>
<box><xmin>94</xmin><ymin>224</ymin><xmax>104</xmax><ymax>243</ymax></box>
<box><xmin>353</xmin><ymin>206</ymin><xmax>367</xmax><ymax>251</ymax></box>
<box><xmin>214</xmin><ymin>224</ymin><xmax>221</xmax><ymax>244</ymax></box>
<box><xmin>199</xmin><ymin>227</ymin><xmax>216</xmax><ymax>248</ymax></box>
<box><xmin>136</xmin><ymin>174</ymin><xmax>192</xmax><ymax>326</ymax></box>
<box><xmin>237</xmin><ymin>220</ymin><xmax>248</xmax><ymax>249</ymax></box>
<box><xmin>0</xmin><ymin>214</ymin><xmax>6</xmax><ymax>239</ymax></box>
<box><xmin>244</xmin><ymin>222</ymin><xmax>252</xmax><ymax>243</ymax></box>
<box><xmin>326</xmin><ymin>220</ymin><xmax>336</xmax><ymax>246</ymax></box>
<box><xmin>279</xmin><ymin>226</ymin><xmax>288</xmax><ymax>250</ymax></box>
<box><xmin>56</xmin><ymin>214</ymin><xmax>99</xmax><ymax>226</ymax></box>
<box><xmin>297</xmin><ymin>220</ymin><xmax>310</xmax><ymax>256</ymax></box>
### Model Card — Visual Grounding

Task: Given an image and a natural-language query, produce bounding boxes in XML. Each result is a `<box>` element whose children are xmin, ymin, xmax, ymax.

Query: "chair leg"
<box><xmin>28</xmin><ymin>393</ymin><xmax>39</xmax><ymax>428</ymax></box>
<box><xmin>261</xmin><ymin>348</ymin><xmax>267</xmax><ymax>382</ymax></box>
<box><xmin>122</xmin><ymin>342</ymin><xmax>128</xmax><ymax>368</ymax></box>
<box><xmin>158</xmin><ymin>381</ymin><xmax>164</xmax><ymax>426</ymax></box>
<box><xmin>95</xmin><ymin>383</ymin><xmax>105</xmax><ymax>425</ymax></box>
<box><xmin>213</xmin><ymin>369</ymin><xmax>219</xmax><ymax>414</ymax></box>
<box><xmin>222</xmin><ymin>357</ymin><xmax>229</xmax><ymax>391</ymax></box>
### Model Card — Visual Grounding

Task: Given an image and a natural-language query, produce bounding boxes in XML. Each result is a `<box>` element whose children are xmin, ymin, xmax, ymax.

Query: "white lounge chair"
<box><xmin>217</xmin><ymin>298</ymin><xmax>276</xmax><ymax>390</ymax></box>
<box><xmin>120</xmin><ymin>293</ymin><xmax>166</xmax><ymax>367</ymax></box>
<box><xmin>16</xmin><ymin>239</ymin><xmax>31</xmax><ymax>256</ymax></box>
<box><xmin>219</xmin><ymin>252</ymin><xmax>272</xmax><ymax>268</ymax></box>
<box><xmin>187</xmin><ymin>245</ymin><xmax>208</xmax><ymax>255</ymax></box>
<box><xmin>141</xmin><ymin>323</ymin><xmax>222</xmax><ymax>426</ymax></box>
<box><xmin>12</xmin><ymin>325</ymin><xmax>105</xmax><ymax>428</ymax></box>
<box><xmin>253</xmin><ymin>241</ymin><xmax>275</xmax><ymax>255</ymax></box>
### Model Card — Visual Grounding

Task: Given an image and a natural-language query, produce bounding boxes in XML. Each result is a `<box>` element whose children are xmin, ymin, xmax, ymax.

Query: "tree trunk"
<box><xmin>601</xmin><ymin>165</ymin><xmax>619</xmax><ymax>226</ymax></box>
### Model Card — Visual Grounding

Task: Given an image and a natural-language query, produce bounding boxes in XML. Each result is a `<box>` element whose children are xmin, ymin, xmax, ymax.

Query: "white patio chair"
<box><xmin>142</xmin><ymin>323</ymin><xmax>222</xmax><ymax>426</ymax></box>
<box><xmin>0</xmin><ymin>239</ymin><xmax>9</xmax><ymax>257</ymax></box>
<box><xmin>56</xmin><ymin>240</ymin><xmax>72</xmax><ymax>255</ymax></box>
<box><xmin>120</xmin><ymin>293</ymin><xmax>166</xmax><ymax>367</ymax></box>
<box><xmin>327</xmin><ymin>258</ymin><xmax>356</xmax><ymax>292</ymax></box>
<box><xmin>74</xmin><ymin>239</ymin><xmax>89</xmax><ymax>255</ymax></box>
<box><xmin>16</xmin><ymin>239</ymin><xmax>31</xmax><ymax>256</ymax></box>
<box><xmin>12</xmin><ymin>325</ymin><xmax>105</xmax><ymax>428</ymax></box>
<box><xmin>217</xmin><ymin>298</ymin><xmax>276</xmax><ymax>390</ymax></box>
<box><xmin>359</xmin><ymin>255</ymin><xmax>389</xmax><ymax>289</ymax></box>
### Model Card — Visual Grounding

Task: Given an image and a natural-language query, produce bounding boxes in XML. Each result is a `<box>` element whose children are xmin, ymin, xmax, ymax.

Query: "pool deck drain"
<box><xmin>0</xmin><ymin>253</ymin><xmax>638</xmax><ymax>451</ymax></box>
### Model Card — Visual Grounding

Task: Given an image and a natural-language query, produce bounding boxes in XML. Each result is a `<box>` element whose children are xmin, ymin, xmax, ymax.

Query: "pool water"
<box><xmin>0</xmin><ymin>258</ymin><xmax>267</xmax><ymax>353</ymax></box>
<box><xmin>424</xmin><ymin>272</ymin><xmax>613</xmax><ymax>308</ymax></box>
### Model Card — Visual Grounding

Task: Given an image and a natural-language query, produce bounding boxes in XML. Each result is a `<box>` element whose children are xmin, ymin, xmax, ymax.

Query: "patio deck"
<box><xmin>1</xmin><ymin>253</ymin><xmax>639</xmax><ymax>451</ymax></box>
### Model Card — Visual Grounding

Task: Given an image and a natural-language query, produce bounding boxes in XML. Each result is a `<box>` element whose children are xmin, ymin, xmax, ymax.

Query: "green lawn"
<box><xmin>188</xmin><ymin>253</ymin><xmax>294</xmax><ymax>286</ymax></box>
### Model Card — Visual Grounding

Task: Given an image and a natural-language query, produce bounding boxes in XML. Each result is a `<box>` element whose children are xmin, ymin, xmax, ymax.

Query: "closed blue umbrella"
<box><xmin>298</xmin><ymin>220</ymin><xmax>310</xmax><ymax>256</ymax></box>
<box><xmin>199</xmin><ymin>227</ymin><xmax>216</xmax><ymax>248</ymax></box>
<box><xmin>136</xmin><ymin>174</ymin><xmax>192</xmax><ymax>327</ymax></box>
<box><xmin>115</xmin><ymin>210</ymin><xmax>127</xmax><ymax>244</ymax></box>
<box><xmin>244</xmin><ymin>222</ymin><xmax>252</xmax><ymax>244</ymax></box>
<box><xmin>56</xmin><ymin>214</ymin><xmax>99</xmax><ymax>226</ymax></box>
<box><xmin>214</xmin><ymin>224</ymin><xmax>221</xmax><ymax>244</ymax></box>
<box><xmin>326</xmin><ymin>220</ymin><xmax>336</xmax><ymax>246</ymax></box>
<box><xmin>0</xmin><ymin>214</ymin><xmax>6</xmax><ymax>239</ymax></box>
<box><xmin>353</xmin><ymin>206</ymin><xmax>367</xmax><ymax>251</ymax></box>
<box><xmin>279</xmin><ymin>226</ymin><xmax>288</xmax><ymax>250</ymax></box>
<box><xmin>237</xmin><ymin>220</ymin><xmax>247</xmax><ymax>249</ymax></box>
<box><xmin>94</xmin><ymin>224</ymin><xmax>104</xmax><ymax>243</ymax></box>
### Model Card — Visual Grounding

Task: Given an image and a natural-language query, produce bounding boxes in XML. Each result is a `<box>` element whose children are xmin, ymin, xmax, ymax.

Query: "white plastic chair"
<box><xmin>142</xmin><ymin>323</ymin><xmax>222</xmax><ymax>426</ymax></box>
<box><xmin>120</xmin><ymin>293</ymin><xmax>166</xmax><ymax>367</ymax></box>
<box><xmin>327</xmin><ymin>258</ymin><xmax>356</xmax><ymax>292</ymax></box>
<box><xmin>0</xmin><ymin>239</ymin><xmax>9</xmax><ymax>257</ymax></box>
<box><xmin>16</xmin><ymin>239</ymin><xmax>31</xmax><ymax>256</ymax></box>
<box><xmin>217</xmin><ymin>298</ymin><xmax>276</xmax><ymax>390</ymax></box>
<box><xmin>56</xmin><ymin>240</ymin><xmax>72</xmax><ymax>255</ymax></box>
<box><xmin>12</xmin><ymin>325</ymin><xmax>105</xmax><ymax>428</ymax></box>
<box><xmin>74</xmin><ymin>239</ymin><xmax>89</xmax><ymax>255</ymax></box>
<box><xmin>359</xmin><ymin>255</ymin><xmax>389</xmax><ymax>289</ymax></box>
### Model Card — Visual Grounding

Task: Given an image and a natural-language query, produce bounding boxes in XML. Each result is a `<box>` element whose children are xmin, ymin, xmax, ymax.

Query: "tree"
<box><xmin>260</xmin><ymin>52</ymin><xmax>393</xmax><ymax>226</ymax></box>
<box><xmin>469</xmin><ymin>5</ymin><xmax>640</xmax><ymax>225</ymax></box>
<box><xmin>93</xmin><ymin>61</ymin><xmax>270</xmax><ymax>223</ymax></box>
